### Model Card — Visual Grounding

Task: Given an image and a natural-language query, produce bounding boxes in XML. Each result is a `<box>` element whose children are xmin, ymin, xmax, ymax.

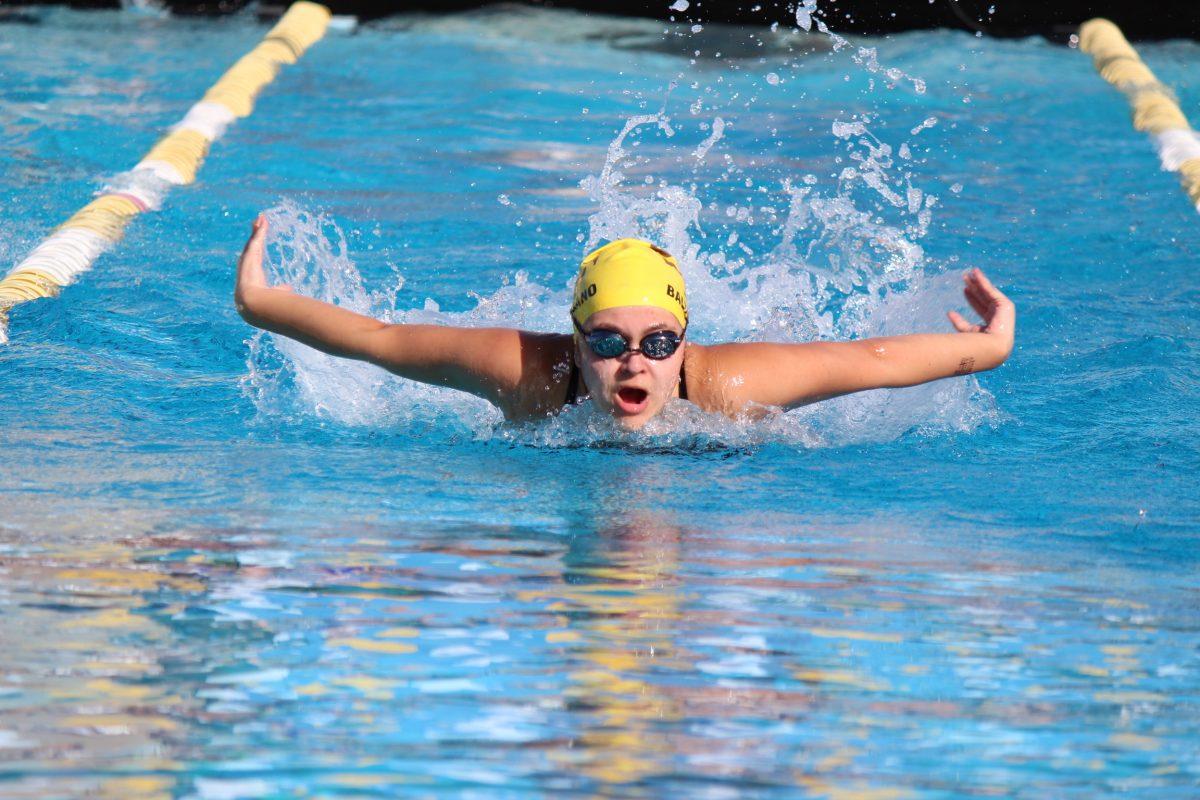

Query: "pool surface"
<box><xmin>1</xmin><ymin>5</ymin><xmax>1199</xmax><ymax>798</ymax></box>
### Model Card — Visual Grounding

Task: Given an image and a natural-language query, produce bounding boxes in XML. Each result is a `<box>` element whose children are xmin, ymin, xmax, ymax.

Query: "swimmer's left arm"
<box><xmin>706</xmin><ymin>269</ymin><xmax>1015</xmax><ymax>409</ymax></box>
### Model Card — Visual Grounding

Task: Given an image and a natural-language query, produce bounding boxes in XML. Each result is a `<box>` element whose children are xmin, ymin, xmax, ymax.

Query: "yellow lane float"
<box><xmin>1080</xmin><ymin>18</ymin><xmax>1200</xmax><ymax>211</ymax></box>
<box><xmin>0</xmin><ymin>1</ymin><xmax>332</xmax><ymax>343</ymax></box>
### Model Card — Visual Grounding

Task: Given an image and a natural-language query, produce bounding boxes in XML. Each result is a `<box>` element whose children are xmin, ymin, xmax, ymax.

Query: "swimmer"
<box><xmin>235</xmin><ymin>215</ymin><xmax>1014</xmax><ymax>428</ymax></box>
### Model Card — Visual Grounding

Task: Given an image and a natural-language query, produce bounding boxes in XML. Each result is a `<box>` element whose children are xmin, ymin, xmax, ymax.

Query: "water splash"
<box><xmin>245</xmin><ymin>112</ymin><xmax>993</xmax><ymax>450</ymax></box>
<box><xmin>692</xmin><ymin>116</ymin><xmax>725</xmax><ymax>163</ymax></box>
<box><xmin>796</xmin><ymin>1</ymin><xmax>926</xmax><ymax>94</ymax></box>
<box><xmin>496</xmin><ymin>397</ymin><xmax>822</xmax><ymax>452</ymax></box>
<box><xmin>242</xmin><ymin>19</ymin><xmax>996</xmax><ymax>449</ymax></box>
<box><xmin>243</xmin><ymin>201</ymin><xmax>503</xmax><ymax>435</ymax></box>
<box><xmin>568</xmin><ymin>105</ymin><xmax>994</xmax><ymax>447</ymax></box>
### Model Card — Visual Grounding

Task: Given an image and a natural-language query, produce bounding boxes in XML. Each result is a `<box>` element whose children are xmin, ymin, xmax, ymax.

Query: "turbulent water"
<box><xmin>245</xmin><ymin>11</ymin><xmax>992</xmax><ymax>449</ymax></box>
<box><xmin>2</xmin><ymin>5</ymin><xmax>1199</xmax><ymax>799</ymax></box>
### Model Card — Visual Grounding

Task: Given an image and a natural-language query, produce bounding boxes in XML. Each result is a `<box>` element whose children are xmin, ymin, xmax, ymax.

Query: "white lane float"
<box><xmin>0</xmin><ymin>0</ymin><xmax>333</xmax><ymax>343</ymax></box>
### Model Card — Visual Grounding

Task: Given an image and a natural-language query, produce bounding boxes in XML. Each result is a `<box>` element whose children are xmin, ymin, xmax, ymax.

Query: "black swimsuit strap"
<box><xmin>564</xmin><ymin>358</ymin><xmax>580</xmax><ymax>406</ymax></box>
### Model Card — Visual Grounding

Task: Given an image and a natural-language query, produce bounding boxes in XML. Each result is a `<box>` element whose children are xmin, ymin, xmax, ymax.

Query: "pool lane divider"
<box><xmin>0</xmin><ymin>1</ymin><xmax>332</xmax><ymax>344</ymax></box>
<box><xmin>1080</xmin><ymin>18</ymin><xmax>1200</xmax><ymax>212</ymax></box>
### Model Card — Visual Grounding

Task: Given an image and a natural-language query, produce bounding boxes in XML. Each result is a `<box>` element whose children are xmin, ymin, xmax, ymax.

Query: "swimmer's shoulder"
<box><xmin>501</xmin><ymin>331</ymin><xmax>574</xmax><ymax>422</ymax></box>
<box><xmin>682</xmin><ymin>342</ymin><xmax>782</xmax><ymax>417</ymax></box>
<box><xmin>681</xmin><ymin>343</ymin><xmax>728</xmax><ymax>410</ymax></box>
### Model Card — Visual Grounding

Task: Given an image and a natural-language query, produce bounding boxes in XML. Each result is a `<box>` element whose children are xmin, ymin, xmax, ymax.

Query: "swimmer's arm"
<box><xmin>234</xmin><ymin>216</ymin><xmax>537</xmax><ymax>411</ymax></box>
<box><xmin>235</xmin><ymin>215</ymin><xmax>392</xmax><ymax>361</ymax></box>
<box><xmin>710</xmin><ymin>269</ymin><xmax>1015</xmax><ymax>409</ymax></box>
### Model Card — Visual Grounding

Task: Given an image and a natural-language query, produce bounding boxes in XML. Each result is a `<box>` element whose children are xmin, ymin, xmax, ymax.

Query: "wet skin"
<box><xmin>573</xmin><ymin>306</ymin><xmax>687</xmax><ymax>430</ymax></box>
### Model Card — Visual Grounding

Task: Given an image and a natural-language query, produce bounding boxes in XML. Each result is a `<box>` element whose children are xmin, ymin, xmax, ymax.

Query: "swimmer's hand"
<box><xmin>234</xmin><ymin>215</ymin><xmax>292</xmax><ymax>318</ymax></box>
<box><xmin>946</xmin><ymin>268</ymin><xmax>1015</xmax><ymax>361</ymax></box>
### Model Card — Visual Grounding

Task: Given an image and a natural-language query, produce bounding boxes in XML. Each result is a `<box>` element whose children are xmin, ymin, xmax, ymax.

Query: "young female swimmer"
<box><xmin>235</xmin><ymin>216</ymin><xmax>1015</xmax><ymax>428</ymax></box>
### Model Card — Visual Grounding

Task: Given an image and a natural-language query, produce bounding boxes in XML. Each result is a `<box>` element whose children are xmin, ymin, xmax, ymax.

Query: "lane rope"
<box><xmin>0</xmin><ymin>1</ymin><xmax>331</xmax><ymax>344</ymax></box>
<box><xmin>1080</xmin><ymin>18</ymin><xmax>1200</xmax><ymax>212</ymax></box>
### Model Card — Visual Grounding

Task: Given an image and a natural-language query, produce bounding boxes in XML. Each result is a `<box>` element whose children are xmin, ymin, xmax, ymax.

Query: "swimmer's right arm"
<box><xmin>234</xmin><ymin>216</ymin><xmax>540</xmax><ymax>412</ymax></box>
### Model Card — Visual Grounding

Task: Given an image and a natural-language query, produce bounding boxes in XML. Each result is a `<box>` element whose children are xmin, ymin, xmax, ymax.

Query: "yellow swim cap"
<box><xmin>570</xmin><ymin>238</ymin><xmax>688</xmax><ymax>330</ymax></box>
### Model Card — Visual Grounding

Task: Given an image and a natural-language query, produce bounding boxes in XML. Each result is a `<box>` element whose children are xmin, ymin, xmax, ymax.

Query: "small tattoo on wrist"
<box><xmin>955</xmin><ymin>357</ymin><xmax>975</xmax><ymax>376</ymax></box>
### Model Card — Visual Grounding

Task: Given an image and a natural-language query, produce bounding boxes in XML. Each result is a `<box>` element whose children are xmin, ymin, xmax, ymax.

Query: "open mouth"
<box><xmin>614</xmin><ymin>386</ymin><xmax>649</xmax><ymax>414</ymax></box>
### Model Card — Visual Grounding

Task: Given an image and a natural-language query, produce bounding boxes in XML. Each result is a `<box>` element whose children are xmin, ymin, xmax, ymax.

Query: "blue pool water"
<box><xmin>2</xmin><ymin>5</ymin><xmax>1199</xmax><ymax>797</ymax></box>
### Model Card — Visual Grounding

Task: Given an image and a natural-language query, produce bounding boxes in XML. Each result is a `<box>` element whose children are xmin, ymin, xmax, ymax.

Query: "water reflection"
<box><xmin>535</xmin><ymin>505</ymin><xmax>910</xmax><ymax>796</ymax></box>
<box><xmin>0</xmin><ymin>491</ymin><xmax>1195</xmax><ymax>796</ymax></box>
<box><xmin>546</xmin><ymin>511</ymin><xmax>687</xmax><ymax>788</ymax></box>
<box><xmin>0</xmin><ymin>526</ymin><xmax>204</xmax><ymax>799</ymax></box>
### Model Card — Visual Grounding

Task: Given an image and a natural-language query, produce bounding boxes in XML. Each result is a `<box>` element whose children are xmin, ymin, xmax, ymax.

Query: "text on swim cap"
<box><xmin>570</xmin><ymin>282</ymin><xmax>597</xmax><ymax>317</ymax></box>
<box><xmin>666</xmin><ymin>283</ymin><xmax>688</xmax><ymax>322</ymax></box>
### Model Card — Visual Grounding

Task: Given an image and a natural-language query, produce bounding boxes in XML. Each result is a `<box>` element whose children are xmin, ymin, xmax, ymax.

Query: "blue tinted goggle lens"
<box><xmin>584</xmin><ymin>330</ymin><xmax>682</xmax><ymax>360</ymax></box>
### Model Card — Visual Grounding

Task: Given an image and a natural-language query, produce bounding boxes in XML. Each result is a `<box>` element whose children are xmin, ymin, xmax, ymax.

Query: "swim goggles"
<box><xmin>573</xmin><ymin>319</ymin><xmax>684</xmax><ymax>360</ymax></box>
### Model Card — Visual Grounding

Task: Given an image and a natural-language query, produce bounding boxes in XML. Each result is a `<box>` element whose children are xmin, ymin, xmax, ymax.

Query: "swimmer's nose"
<box><xmin>618</xmin><ymin>350</ymin><xmax>649</xmax><ymax>374</ymax></box>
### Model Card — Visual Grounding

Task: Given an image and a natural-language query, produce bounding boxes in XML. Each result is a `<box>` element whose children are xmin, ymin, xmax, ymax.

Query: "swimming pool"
<box><xmin>1</xmin><ymin>5</ymin><xmax>1198</xmax><ymax>797</ymax></box>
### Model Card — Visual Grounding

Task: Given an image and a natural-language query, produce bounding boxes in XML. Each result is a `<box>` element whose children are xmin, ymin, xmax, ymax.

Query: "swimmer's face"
<box><xmin>576</xmin><ymin>306</ymin><xmax>686</xmax><ymax>430</ymax></box>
